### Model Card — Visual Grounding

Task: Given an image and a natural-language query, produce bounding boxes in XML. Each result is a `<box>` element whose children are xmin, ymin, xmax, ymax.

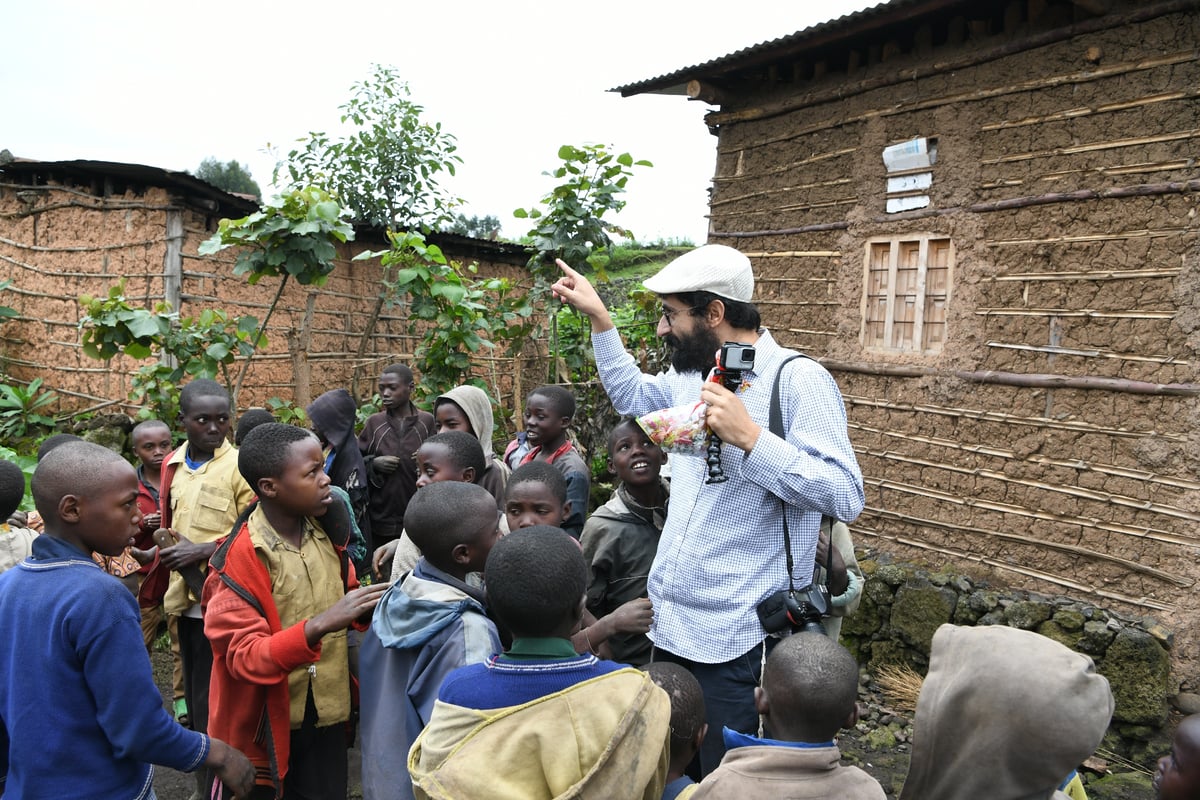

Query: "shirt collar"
<box><xmin>722</xmin><ymin>726</ymin><xmax>833</xmax><ymax>751</ymax></box>
<box><xmin>505</xmin><ymin>636</ymin><xmax>578</xmax><ymax>660</ymax></box>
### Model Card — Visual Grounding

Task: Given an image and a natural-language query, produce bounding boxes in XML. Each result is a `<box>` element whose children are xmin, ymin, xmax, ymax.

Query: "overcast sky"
<box><xmin>2</xmin><ymin>1</ymin><xmax>876</xmax><ymax>243</ymax></box>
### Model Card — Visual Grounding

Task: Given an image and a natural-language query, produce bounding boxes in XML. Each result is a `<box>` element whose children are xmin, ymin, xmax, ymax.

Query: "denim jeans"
<box><xmin>652</xmin><ymin>637</ymin><xmax>779</xmax><ymax>777</ymax></box>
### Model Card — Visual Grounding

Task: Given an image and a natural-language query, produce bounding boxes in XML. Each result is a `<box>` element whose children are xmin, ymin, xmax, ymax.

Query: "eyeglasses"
<box><xmin>660</xmin><ymin>305</ymin><xmax>696</xmax><ymax>328</ymax></box>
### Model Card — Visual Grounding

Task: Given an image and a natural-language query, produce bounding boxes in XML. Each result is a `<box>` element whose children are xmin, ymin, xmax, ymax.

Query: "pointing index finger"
<box><xmin>555</xmin><ymin>258</ymin><xmax>581</xmax><ymax>279</ymax></box>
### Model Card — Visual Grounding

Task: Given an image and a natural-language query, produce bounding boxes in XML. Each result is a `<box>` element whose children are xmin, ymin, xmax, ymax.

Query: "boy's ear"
<box><xmin>691</xmin><ymin>723</ymin><xmax>709</xmax><ymax>755</ymax></box>
<box><xmin>257</xmin><ymin>476</ymin><xmax>277</xmax><ymax>499</ymax></box>
<box><xmin>843</xmin><ymin>702</ymin><xmax>861</xmax><ymax>731</ymax></box>
<box><xmin>561</xmin><ymin>499</ymin><xmax>573</xmax><ymax>523</ymax></box>
<box><xmin>462</xmin><ymin>467</ymin><xmax>476</xmax><ymax>484</ymax></box>
<box><xmin>451</xmin><ymin>542</ymin><xmax>472</xmax><ymax>566</ymax></box>
<box><xmin>754</xmin><ymin>685</ymin><xmax>770</xmax><ymax>718</ymax></box>
<box><xmin>58</xmin><ymin>494</ymin><xmax>82</xmax><ymax>524</ymax></box>
<box><xmin>606</xmin><ymin>457</ymin><xmax>616</xmax><ymax>476</ymax></box>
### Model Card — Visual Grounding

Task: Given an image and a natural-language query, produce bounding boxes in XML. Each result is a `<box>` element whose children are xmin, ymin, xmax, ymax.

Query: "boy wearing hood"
<box><xmin>359</xmin><ymin>481</ymin><xmax>501</xmax><ymax>800</ymax></box>
<box><xmin>308</xmin><ymin>388</ymin><xmax>371</xmax><ymax>575</ymax></box>
<box><xmin>433</xmin><ymin>384</ymin><xmax>509</xmax><ymax>510</ymax></box>
<box><xmin>899</xmin><ymin>624</ymin><xmax>1113</xmax><ymax>800</ymax></box>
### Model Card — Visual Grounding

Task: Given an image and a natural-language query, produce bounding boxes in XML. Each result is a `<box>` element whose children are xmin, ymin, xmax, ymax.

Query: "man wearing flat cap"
<box><xmin>553</xmin><ymin>245</ymin><xmax>864</xmax><ymax>775</ymax></box>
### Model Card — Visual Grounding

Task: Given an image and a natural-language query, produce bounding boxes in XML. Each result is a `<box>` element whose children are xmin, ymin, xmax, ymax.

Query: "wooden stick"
<box><xmin>0</xmin><ymin>234</ymin><xmax>168</xmax><ymax>252</ymax></box>
<box><xmin>983</xmin><ymin>128</ymin><xmax>1200</xmax><ymax>166</ymax></box>
<box><xmin>856</xmin><ymin>527</ymin><xmax>1175</xmax><ymax>611</ymax></box>
<box><xmin>986</xmin><ymin>341</ymin><xmax>1190</xmax><ymax>365</ymax></box>
<box><xmin>861</xmin><ymin>506</ymin><xmax>1189</xmax><ymax>584</ymax></box>
<box><xmin>988</xmin><ymin>269</ymin><xmax>1179</xmax><ymax>281</ymax></box>
<box><xmin>712</xmin><ymin>148</ymin><xmax>858</xmax><ymax>182</ymax></box>
<box><xmin>711</xmin><ymin>178</ymin><xmax>853</xmax><ymax>207</ymax></box>
<box><xmin>866</xmin><ymin>476</ymin><xmax>1197</xmax><ymax>547</ymax></box>
<box><xmin>973</xmin><ymin>308</ymin><xmax>1175</xmax><ymax>319</ymax></box>
<box><xmin>716</xmin><ymin>180</ymin><xmax>1200</xmax><ymax>239</ymax></box>
<box><xmin>825</xmin><ymin>359</ymin><xmax>1199</xmax><ymax>396</ymax></box>
<box><xmin>743</xmin><ymin>251</ymin><xmax>841</xmax><ymax>258</ymax></box>
<box><xmin>848</xmin><ymin>421</ymin><xmax>1200</xmax><ymax>491</ymax></box>
<box><xmin>859</xmin><ymin>446</ymin><xmax>1200</xmax><ymax>523</ymax></box>
<box><xmin>987</xmin><ymin>227</ymin><xmax>1186</xmax><ymax>246</ymax></box>
<box><xmin>842</xmin><ymin>394</ymin><xmax>1187</xmax><ymax>441</ymax></box>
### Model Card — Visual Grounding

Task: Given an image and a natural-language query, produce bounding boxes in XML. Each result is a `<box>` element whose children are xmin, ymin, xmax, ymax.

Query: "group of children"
<box><xmin>2</xmin><ymin>365</ymin><xmax>1197</xmax><ymax>800</ymax></box>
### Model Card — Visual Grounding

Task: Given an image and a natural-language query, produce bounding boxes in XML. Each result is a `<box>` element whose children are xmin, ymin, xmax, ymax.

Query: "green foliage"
<box><xmin>514</xmin><ymin>143</ymin><xmax>652</xmax><ymax>280</ymax></box>
<box><xmin>355</xmin><ymin>393</ymin><xmax>381</xmax><ymax>432</ymax></box>
<box><xmin>199</xmin><ymin>186</ymin><xmax>354</xmax><ymax>287</ymax></box>
<box><xmin>266</xmin><ymin>396</ymin><xmax>308</xmax><ymax>426</ymax></box>
<box><xmin>355</xmin><ymin>231</ymin><xmax>535</xmax><ymax>401</ymax></box>
<box><xmin>78</xmin><ymin>282</ymin><xmax>264</xmax><ymax>420</ymax></box>
<box><xmin>194</xmin><ymin>157</ymin><xmax>262</xmax><ymax>197</ymax></box>
<box><xmin>200</xmin><ymin>187</ymin><xmax>352</xmax><ymax>403</ymax></box>
<box><xmin>0</xmin><ymin>445</ymin><xmax>37</xmax><ymax>512</ymax></box>
<box><xmin>446</xmin><ymin>213</ymin><xmax>502</xmax><ymax>239</ymax></box>
<box><xmin>0</xmin><ymin>378</ymin><xmax>57</xmax><ymax>440</ymax></box>
<box><xmin>278</xmin><ymin>64</ymin><xmax>462</xmax><ymax>231</ymax></box>
<box><xmin>0</xmin><ymin>279</ymin><xmax>18</xmax><ymax>323</ymax></box>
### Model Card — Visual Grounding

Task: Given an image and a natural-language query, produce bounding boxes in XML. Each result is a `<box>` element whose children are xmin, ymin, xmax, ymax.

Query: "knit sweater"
<box><xmin>0</xmin><ymin>535</ymin><xmax>209</xmax><ymax>799</ymax></box>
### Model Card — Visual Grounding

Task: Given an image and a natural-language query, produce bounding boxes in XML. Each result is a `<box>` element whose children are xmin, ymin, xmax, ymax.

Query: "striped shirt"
<box><xmin>592</xmin><ymin>327</ymin><xmax>864</xmax><ymax>663</ymax></box>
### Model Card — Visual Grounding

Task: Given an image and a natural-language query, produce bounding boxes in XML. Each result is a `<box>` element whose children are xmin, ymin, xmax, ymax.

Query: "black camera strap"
<box><xmin>770</xmin><ymin>352</ymin><xmax>834</xmax><ymax>592</ymax></box>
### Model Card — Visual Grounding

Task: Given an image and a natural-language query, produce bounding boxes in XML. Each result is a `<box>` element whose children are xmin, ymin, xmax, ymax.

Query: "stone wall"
<box><xmin>843</xmin><ymin>551</ymin><xmax>1175</xmax><ymax>760</ymax></box>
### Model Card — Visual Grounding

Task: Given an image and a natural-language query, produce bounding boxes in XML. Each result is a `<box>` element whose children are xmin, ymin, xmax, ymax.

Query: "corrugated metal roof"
<box><xmin>611</xmin><ymin>0</ymin><xmax>963</xmax><ymax>96</ymax></box>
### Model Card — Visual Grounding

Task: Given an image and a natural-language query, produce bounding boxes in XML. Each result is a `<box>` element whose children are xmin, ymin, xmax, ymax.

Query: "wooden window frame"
<box><xmin>861</xmin><ymin>234</ymin><xmax>954</xmax><ymax>354</ymax></box>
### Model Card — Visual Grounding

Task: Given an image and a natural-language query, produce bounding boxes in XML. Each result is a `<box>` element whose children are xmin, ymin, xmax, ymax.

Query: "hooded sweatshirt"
<box><xmin>899</xmin><ymin>623</ymin><xmax>1114</xmax><ymax>800</ymax></box>
<box><xmin>436</xmin><ymin>385</ymin><xmax>509</xmax><ymax>510</ymax></box>
<box><xmin>358</xmin><ymin>559</ymin><xmax>499</xmax><ymax>800</ymax></box>
<box><xmin>308</xmin><ymin>389</ymin><xmax>371</xmax><ymax>568</ymax></box>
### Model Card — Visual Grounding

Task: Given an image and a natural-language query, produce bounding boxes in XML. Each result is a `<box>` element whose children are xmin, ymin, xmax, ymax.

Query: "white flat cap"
<box><xmin>642</xmin><ymin>244</ymin><xmax>755</xmax><ymax>302</ymax></box>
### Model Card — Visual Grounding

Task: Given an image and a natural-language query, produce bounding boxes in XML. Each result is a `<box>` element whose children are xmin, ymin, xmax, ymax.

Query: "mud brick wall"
<box><xmin>701</xmin><ymin>1</ymin><xmax>1200</xmax><ymax>684</ymax></box>
<box><xmin>0</xmin><ymin>180</ymin><xmax>542</xmax><ymax>438</ymax></box>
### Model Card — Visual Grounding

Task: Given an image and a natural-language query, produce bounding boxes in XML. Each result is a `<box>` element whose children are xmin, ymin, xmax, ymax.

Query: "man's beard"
<box><xmin>666</xmin><ymin>326</ymin><xmax>723</xmax><ymax>374</ymax></box>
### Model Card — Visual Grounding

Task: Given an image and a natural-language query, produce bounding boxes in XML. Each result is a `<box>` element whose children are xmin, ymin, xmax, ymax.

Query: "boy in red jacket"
<box><xmin>204</xmin><ymin>423</ymin><xmax>388</xmax><ymax>799</ymax></box>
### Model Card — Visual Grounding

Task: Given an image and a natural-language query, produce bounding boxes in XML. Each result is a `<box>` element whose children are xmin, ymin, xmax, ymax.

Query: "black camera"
<box><xmin>718</xmin><ymin>342</ymin><xmax>755</xmax><ymax>375</ymax></box>
<box><xmin>756</xmin><ymin>584</ymin><xmax>831</xmax><ymax>635</ymax></box>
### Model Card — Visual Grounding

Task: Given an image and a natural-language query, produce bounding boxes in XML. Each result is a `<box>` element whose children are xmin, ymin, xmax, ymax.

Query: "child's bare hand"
<box><xmin>371</xmin><ymin>455</ymin><xmax>401</xmax><ymax>475</ymax></box>
<box><xmin>7</xmin><ymin>510</ymin><xmax>28</xmax><ymax>528</ymax></box>
<box><xmin>372</xmin><ymin>539</ymin><xmax>399</xmax><ymax>580</ymax></box>
<box><xmin>205</xmin><ymin>738</ymin><xmax>256</xmax><ymax>798</ymax></box>
<box><xmin>305</xmin><ymin>582</ymin><xmax>390</xmax><ymax>645</ymax></box>
<box><xmin>140</xmin><ymin>511</ymin><xmax>162</xmax><ymax>532</ymax></box>
<box><xmin>608</xmin><ymin>597</ymin><xmax>654</xmax><ymax>635</ymax></box>
<box><xmin>156</xmin><ymin>531</ymin><xmax>208</xmax><ymax>570</ymax></box>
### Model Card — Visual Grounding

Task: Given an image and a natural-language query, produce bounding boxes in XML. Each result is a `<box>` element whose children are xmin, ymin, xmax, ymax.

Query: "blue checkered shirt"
<box><xmin>592</xmin><ymin>327</ymin><xmax>864</xmax><ymax>663</ymax></box>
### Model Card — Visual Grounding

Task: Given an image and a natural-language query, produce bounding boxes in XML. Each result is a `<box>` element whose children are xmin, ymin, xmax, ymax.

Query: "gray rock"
<box><xmin>1005</xmin><ymin>599</ymin><xmax>1053</xmax><ymax>630</ymax></box>
<box><xmin>1100</xmin><ymin>628</ymin><xmax>1170</xmax><ymax>727</ymax></box>
<box><xmin>890</xmin><ymin>581</ymin><xmax>957</xmax><ymax>656</ymax></box>
<box><xmin>1079</xmin><ymin>620</ymin><xmax>1116</xmax><ymax>655</ymax></box>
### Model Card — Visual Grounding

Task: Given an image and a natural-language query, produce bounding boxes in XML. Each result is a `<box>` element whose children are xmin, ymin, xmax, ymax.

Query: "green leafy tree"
<box><xmin>514</xmin><ymin>143</ymin><xmax>652</xmax><ymax>281</ymax></box>
<box><xmin>78</xmin><ymin>281</ymin><xmax>263</xmax><ymax>421</ymax></box>
<box><xmin>278</xmin><ymin>64</ymin><xmax>462</xmax><ymax>231</ymax></box>
<box><xmin>194</xmin><ymin>157</ymin><xmax>262</xmax><ymax>197</ymax></box>
<box><xmin>354</xmin><ymin>232</ymin><xmax>534</xmax><ymax>402</ymax></box>
<box><xmin>447</xmin><ymin>213</ymin><xmax>502</xmax><ymax>239</ymax></box>
<box><xmin>514</xmin><ymin>143</ymin><xmax>652</xmax><ymax>380</ymax></box>
<box><xmin>199</xmin><ymin>186</ymin><xmax>354</xmax><ymax>400</ymax></box>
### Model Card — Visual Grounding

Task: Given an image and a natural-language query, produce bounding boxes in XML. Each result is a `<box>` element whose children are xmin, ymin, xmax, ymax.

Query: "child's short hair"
<box><xmin>506</xmin><ymin>462</ymin><xmax>567</xmax><ymax>505</ymax></box>
<box><xmin>238</xmin><ymin>423</ymin><xmax>316</xmax><ymax>490</ymax></box>
<box><xmin>0</xmin><ymin>460</ymin><xmax>26</xmax><ymax>519</ymax></box>
<box><xmin>234</xmin><ymin>408</ymin><xmax>275</xmax><ymax>446</ymax></box>
<box><xmin>606</xmin><ymin>417</ymin><xmax>644</xmax><ymax>456</ymax></box>
<box><xmin>179</xmin><ymin>378</ymin><xmax>231</xmax><ymax>414</ymax></box>
<box><xmin>643</xmin><ymin>662</ymin><xmax>706</xmax><ymax>763</ymax></box>
<box><xmin>485</xmin><ymin>525</ymin><xmax>586</xmax><ymax>637</ymax></box>
<box><xmin>382</xmin><ymin>363</ymin><xmax>414</xmax><ymax>382</ymax></box>
<box><xmin>31</xmin><ymin>441</ymin><xmax>127</xmax><ymax>520</ymax></box>
<box><xmin>404</xmin><ymin>481</ymin><xmax>495</xmax><ymax>567</ymax></box>
<box><xmin>131</xmin><ymin>419</ymin><xmax>170</xmax><ymax>438</ymax></box>
<box><xmin>764</xmin><ymin>632</ymin><xmax>859</xmax><ymax>741</ymax></box>
<box><xmin>36</xmin><ymin>433</ymin><xmax>81</xmax><ymax>461</ymax></box>
<box><xmin>423</xmin><ymin>431</ymin><xmax>486</xmax><ymax>481</ymax></box>
<box><xmin>528</xmin><ymin>385</ymin><xmax>576</xmax><ymax>419</ymax></box>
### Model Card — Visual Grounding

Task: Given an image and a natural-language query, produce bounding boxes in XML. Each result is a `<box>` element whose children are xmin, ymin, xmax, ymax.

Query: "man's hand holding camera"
<box><xmin>700</xmin><ymin>380</ymin><xmax>761</xmax><ymax>453</ymax></box>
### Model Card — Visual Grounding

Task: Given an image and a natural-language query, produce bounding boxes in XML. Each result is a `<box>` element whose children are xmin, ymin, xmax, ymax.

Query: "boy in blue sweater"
<box><xmin>409</xmin><ymin>525</ymin><xmax>671</xmax><ymax>800</ymax></box>
<box><xmin>358</xmin><ymin>481</ymin><xmax>501</xmax><ymax>800</ymax></box>
<box><xmin>0</xmin><ymin>440</ymin><xmax>255</xmax><ymax>799</ymax></box>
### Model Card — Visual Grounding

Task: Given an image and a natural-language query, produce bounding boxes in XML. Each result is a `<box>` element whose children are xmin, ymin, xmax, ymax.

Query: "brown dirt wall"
<box><xmin>0</xmin><ymin>184</ymin><xmax>543</xmax><ymax>433</ymax></box>
<box><xmin>707</xmin><ymin>5</ymin><xmax>1200</xmax><ymax>684</ymax></box>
